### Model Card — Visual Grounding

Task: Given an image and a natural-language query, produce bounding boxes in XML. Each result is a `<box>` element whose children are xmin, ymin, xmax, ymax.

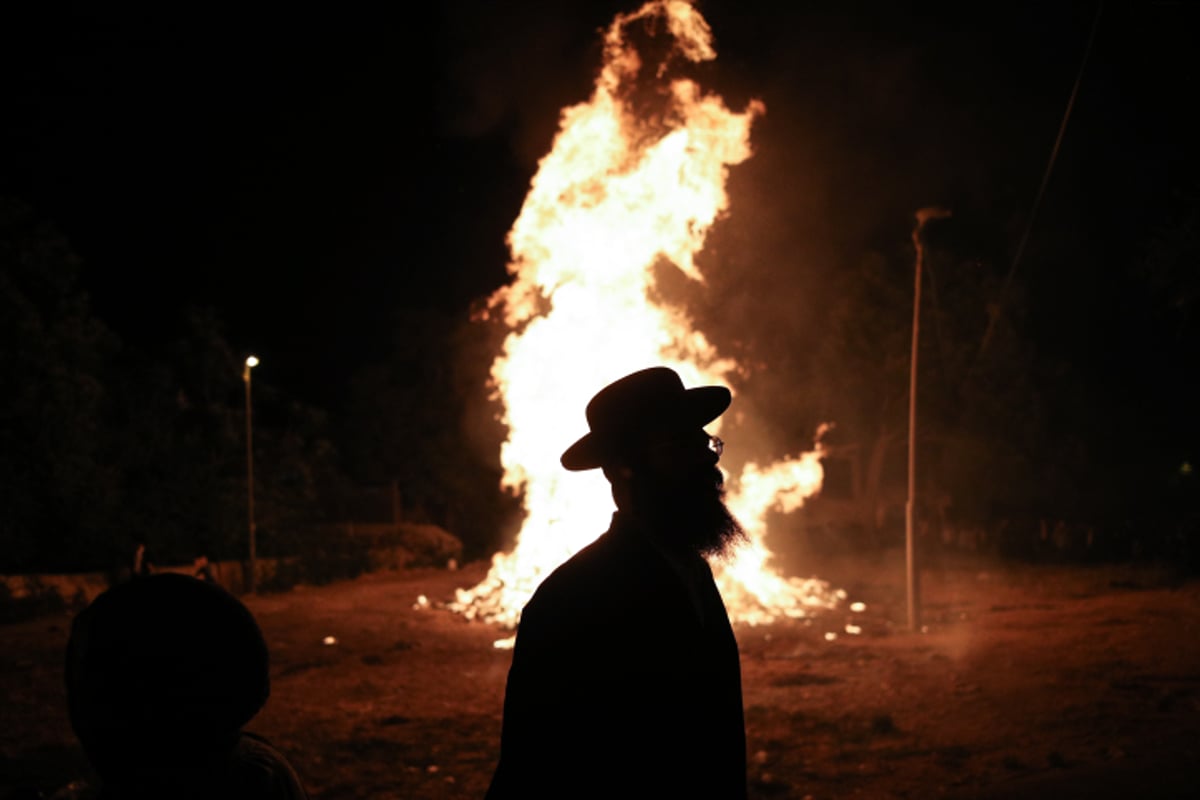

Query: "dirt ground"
<box><xmin>3</xmin><ymin>548</ymin><xmax>1199</xmax><ymax>799</ymax></box>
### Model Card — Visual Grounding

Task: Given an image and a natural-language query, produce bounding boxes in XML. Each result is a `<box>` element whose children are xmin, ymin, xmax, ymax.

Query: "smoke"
<box><xmin>433</xmin><ymin>2</ymin><xmax>627</xmax><ymax>167</ymax></box>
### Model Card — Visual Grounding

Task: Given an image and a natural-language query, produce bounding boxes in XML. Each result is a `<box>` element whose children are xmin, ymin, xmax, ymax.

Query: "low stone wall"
<box><xmin>1</xmin><ymin>524</ymin><xmax>463</xmax><ymax>623</ymax></box>
<box><xmin>345</xmin><ymin>522</ymin><xmax>464</xmax><ymax>569</ymax></box>
<box><xmin>0</xmin><ymin>557</ymin><xmax>291</xmax><ymax>623</ymax></box>
<box><xmin>0</xmin><ymin>570</ymin><xmax>112</xmax><ymax>614</ymax></box>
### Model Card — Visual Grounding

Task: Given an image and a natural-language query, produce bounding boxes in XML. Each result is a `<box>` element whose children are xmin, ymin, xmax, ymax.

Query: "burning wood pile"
<box><xmin>446</xmin><ymin>0</ymin><xmax>846</xmax><ymax>636</ymax></box>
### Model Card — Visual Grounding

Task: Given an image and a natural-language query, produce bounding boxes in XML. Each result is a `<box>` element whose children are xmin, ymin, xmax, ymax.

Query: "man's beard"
<box><xmin>634</xmin><ymin>465</ymin><xmax>747</xmax><ymax>559</ymax></box>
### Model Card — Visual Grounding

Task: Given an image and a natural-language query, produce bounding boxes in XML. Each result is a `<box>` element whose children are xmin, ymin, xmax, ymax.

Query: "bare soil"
<box><xmin>3</xmin><ymin>549</ymin><xmax>1199</xmax><ymax>799</ymax></box>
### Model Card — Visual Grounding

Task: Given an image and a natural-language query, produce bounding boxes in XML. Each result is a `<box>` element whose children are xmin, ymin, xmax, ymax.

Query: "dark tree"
<box><xmin>0</xmin><ymin>198</ymin><xmax>120</xmax><ymax>572</ymax></box>
<box><xmin>340</xmin><ymin>304</ymin><xmax>520</xmax><ymax>558</ymax></box>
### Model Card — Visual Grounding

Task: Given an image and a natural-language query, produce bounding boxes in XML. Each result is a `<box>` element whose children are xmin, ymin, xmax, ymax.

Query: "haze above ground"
<box><xmin>2</xmin><ymin>1</ymin><xmax>1195</xmax><ymax>428</ymax></box>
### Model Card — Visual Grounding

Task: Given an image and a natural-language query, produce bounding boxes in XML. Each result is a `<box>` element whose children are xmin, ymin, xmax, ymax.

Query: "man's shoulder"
<box><xmin>537</xmin><ymin>520</ymin><xmax>659</xmax><ymax>583</ymax></box>
<box><xmin>521</xmin><ymin>522</ymin><xmax>673</xmax><ymax>621</ymax></box>
<box><xmin>527</xmin><ymin>530</ymin><xmax>621</xmax><ymax>603</ymax></box>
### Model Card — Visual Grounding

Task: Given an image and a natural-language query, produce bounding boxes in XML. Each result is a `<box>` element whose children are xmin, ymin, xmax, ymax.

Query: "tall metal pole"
<box><xmin>908</xmin><ymin>208</ymin><xmax>950</xmax><ymax>631</ymax></box>
<box><xmin>243</xmin><ymin>355</ymin><xmax>259</xmax><ymax>594</ymax></box>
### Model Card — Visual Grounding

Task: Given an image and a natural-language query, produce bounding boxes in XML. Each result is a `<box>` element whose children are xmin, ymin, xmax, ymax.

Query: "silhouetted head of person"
<box><xmin>561</xmin><ymin>366</ymin><xmax>746</xmax><ymax>558</ymax></box>
<box><xmin>65</xmin><ymin>573</ymin><xmax>270</xmax><ymax>795</ymax></box>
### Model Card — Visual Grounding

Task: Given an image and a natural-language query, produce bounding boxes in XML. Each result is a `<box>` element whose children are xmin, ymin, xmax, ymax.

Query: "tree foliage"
<box><xmin>338</xmin><ymin>304</ymin><xmax>521</xmax><ymax>559</ymax></box>
<box><xmin>0</xmin><ymin>200</ymin><xmax>346</xmax><ymax>574</ymax></box>
<box><xmin>724</xmin><ymin>210</ymin><xmax>1057</xmax><ymax>543</ymax></box>
<box><xmin>0</xmin><ymin>199</ymin><xmax>119</xmax><ymax>571</ymax></box>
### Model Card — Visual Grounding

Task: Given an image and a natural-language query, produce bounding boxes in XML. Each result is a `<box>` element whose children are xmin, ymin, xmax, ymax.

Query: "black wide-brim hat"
<box><xmin>560</xmin><ymin>366</ymin><xmax>731</xmax><ymax>471</ymax></box>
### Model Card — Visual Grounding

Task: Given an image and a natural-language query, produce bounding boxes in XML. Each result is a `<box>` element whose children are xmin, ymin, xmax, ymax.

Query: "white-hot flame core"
<box><xmin>450</xmin><ymin>0</ymin><xmax>842</xmax><ymax>630</ymax></box>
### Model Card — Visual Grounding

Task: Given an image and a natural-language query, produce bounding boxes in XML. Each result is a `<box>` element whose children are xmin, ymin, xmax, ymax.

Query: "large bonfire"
<box><xmin>448</xmin><ymin>0</ymin><xmax>842</xmax><ymax>638</ymax></box>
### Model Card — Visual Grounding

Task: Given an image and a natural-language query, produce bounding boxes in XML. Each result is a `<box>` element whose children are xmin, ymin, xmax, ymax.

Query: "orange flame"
<box><xmin>451</xmin><ymin>0</ymin><xmax>842</xmax><ymax>635</ymax></box>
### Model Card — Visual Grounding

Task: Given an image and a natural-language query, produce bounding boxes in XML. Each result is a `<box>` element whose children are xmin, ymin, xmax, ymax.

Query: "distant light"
<box><xmin>322</xmin><ymin>635</ymin><xmax>337</xmax><ymax>646</ymax></box>
<box><xmin>1182</xmin><ymin>461</ymin><xmax>1194</xmax><ymax>476</ymax></box>
<box><xmin>245</xmin><ymin>355</ymin><xmax>259</xmax><ymax>368</ymax></box>
<box><xmin>845</xmin><ymin>624</ymin><xmax>863</xmax><ymax>635</ymax></box>
<box><xmin>850</xmin><ymin>601</ymin><xmax>867</xmax><ymax>613</ymax></box>
<box><xmin>824</xmin><ymin>632</ymin><xmax>838</xmax><ymax>642</ymax></box>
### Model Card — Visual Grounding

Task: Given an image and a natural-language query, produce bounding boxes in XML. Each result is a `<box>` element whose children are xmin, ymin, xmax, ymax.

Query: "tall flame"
<box><xmin>451</xmin><ymin>0</ymin><xmax>842</xmax><ymax>634</ymax></box>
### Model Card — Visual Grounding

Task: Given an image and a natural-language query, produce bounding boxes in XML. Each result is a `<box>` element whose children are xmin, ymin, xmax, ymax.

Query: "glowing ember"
<box><xmin>450</xmin><ymin>0</ymin><xmax>842</xmax><ymax>629</ymax></box>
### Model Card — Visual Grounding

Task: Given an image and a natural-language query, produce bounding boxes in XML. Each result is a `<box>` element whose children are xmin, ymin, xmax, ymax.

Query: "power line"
<box><xmin>974</xmin><ymin>0</ymin><xmax>1105</xmax><ymax>364</ymax></box>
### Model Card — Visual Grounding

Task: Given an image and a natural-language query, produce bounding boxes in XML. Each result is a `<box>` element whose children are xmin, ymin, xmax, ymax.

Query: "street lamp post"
<box><xmin>243</xmin><ymin>355</ymin><xmax>259</xmax><ymax>594</ymax></box>
<box><xmin>907</xmin><ymin>208</ymin><xmax>950</xmax><ymax>632</ymax></box>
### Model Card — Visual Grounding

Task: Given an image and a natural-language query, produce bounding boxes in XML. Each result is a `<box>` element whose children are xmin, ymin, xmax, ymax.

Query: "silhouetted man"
<box><xmin>487</xmin><ymin>366</ymin><xmax>749</xmax><ymax>799</ymax></box>
<box><xmin>65</xmin><ymin>573</ymin><xmax>309</xmax><ymax>799</ymax></box>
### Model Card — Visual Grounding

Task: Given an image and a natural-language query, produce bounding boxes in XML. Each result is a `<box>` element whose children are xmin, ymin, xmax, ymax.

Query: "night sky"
<box><xmin>2</xmin><ymin>1</ymin><xmax>1196</xmax><ymax>424</ymax></box>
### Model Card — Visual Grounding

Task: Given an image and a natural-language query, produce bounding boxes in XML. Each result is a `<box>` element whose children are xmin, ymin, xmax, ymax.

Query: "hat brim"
<box><xmin>560</xmin><ymin>385</ymin><xmax>731</xmax><ymax>471</ymax></box>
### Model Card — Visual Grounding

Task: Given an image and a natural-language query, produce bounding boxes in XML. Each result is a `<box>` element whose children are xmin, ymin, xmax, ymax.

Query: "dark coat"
<box><xmin>486</xmin><ymin>512</ymin><xmax>747</xmax><ymax>799</ymax></box>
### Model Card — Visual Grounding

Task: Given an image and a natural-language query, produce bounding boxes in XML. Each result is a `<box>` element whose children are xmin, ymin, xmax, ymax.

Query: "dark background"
<box><xmin>1</xmin><ymin>1</ymin><xmax>1197</xmax><ymax>570</ymax></box>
